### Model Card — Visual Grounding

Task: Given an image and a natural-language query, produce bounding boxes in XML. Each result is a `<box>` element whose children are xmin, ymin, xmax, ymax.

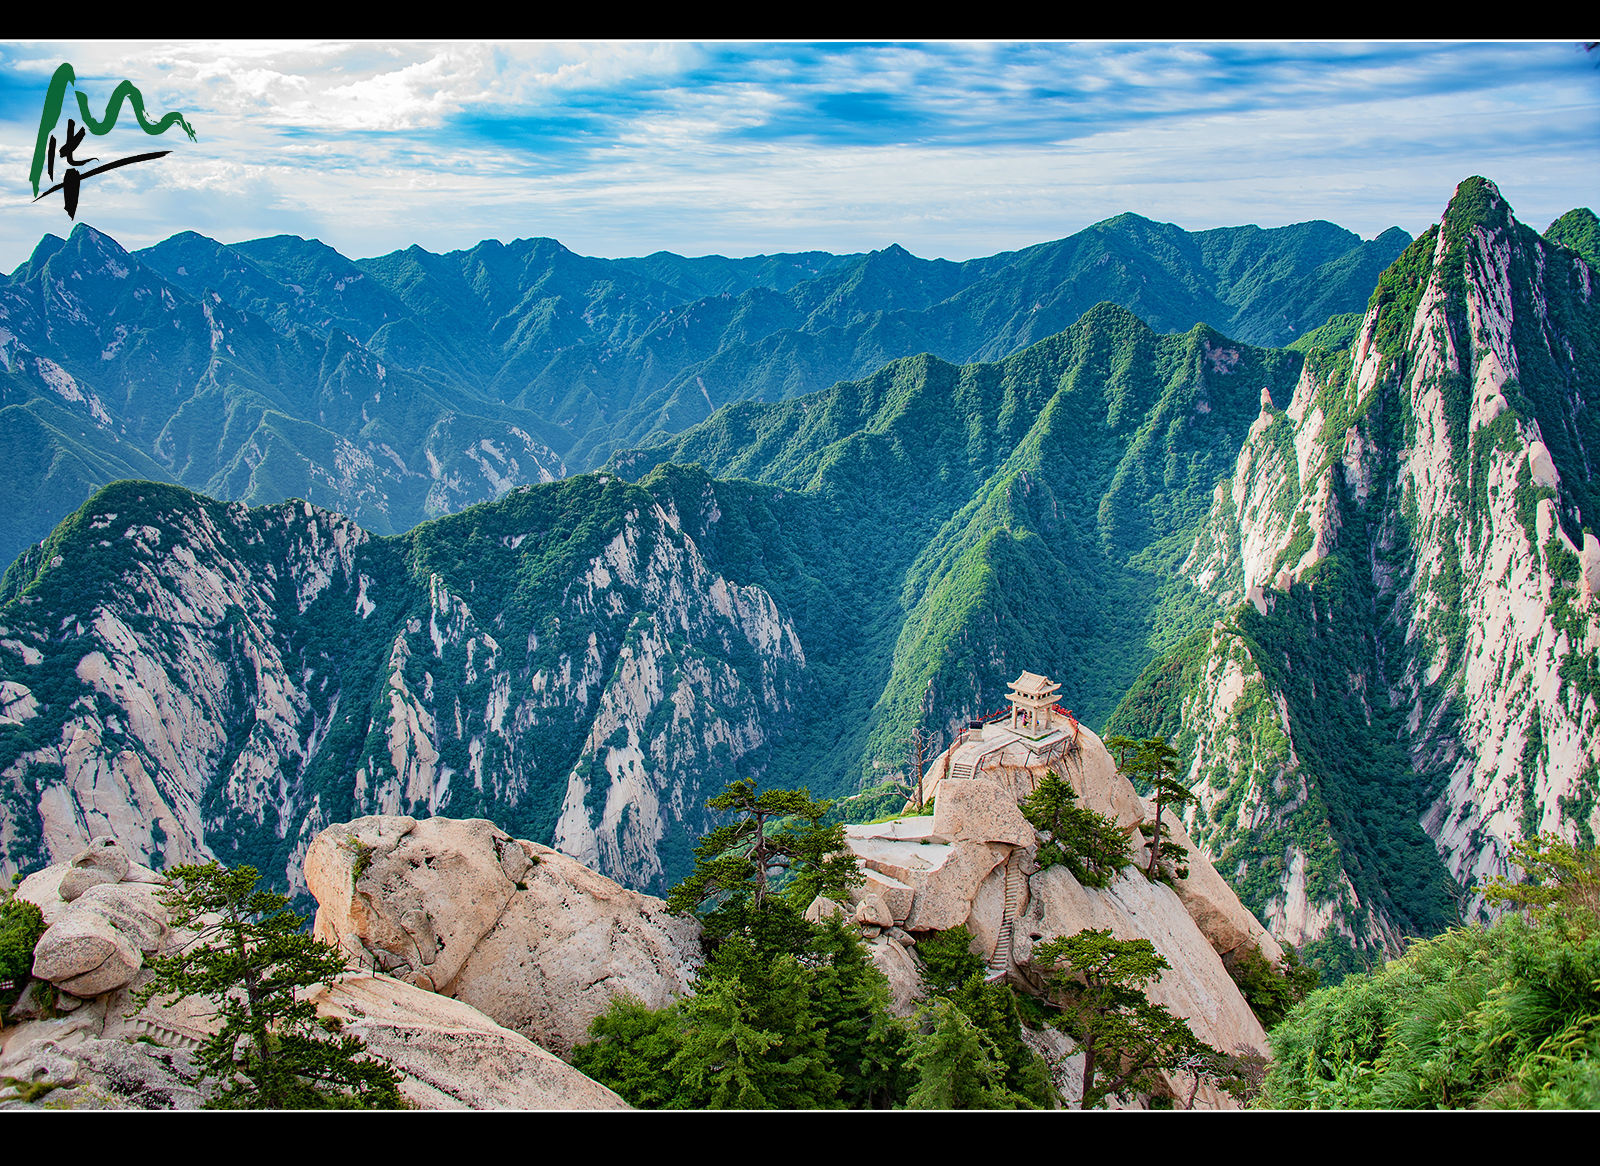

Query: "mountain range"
<box><xmin>0</xmin><ymin>210</ymin><xmax>1410</xmax><ymax>569</ymax></box>
<box><xmin>1</xmin><ymin>177</ymin><xmax>1596</xmax><ymax>976</ymax></box>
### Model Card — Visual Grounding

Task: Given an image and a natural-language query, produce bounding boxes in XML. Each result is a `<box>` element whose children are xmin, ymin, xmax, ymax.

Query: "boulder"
<box><xmin>931</xmin><ymin>778</ymin><xmax>1034</xmax><ymax>848</ymax></box>
<box><xmin>806</xmin><ymin>895</ymin><xmax>847</xmax><ymax>923</ymax></box>
<box><xmin>59</xmin><ymin>837</ymin><xmax>132</xmax><ymax>903</ymax></box>
<box><xmin>70</xmin><ymin>883</ymin><xmax>169</xmax><ymax>956</ymax></box>
<box><xmin>30</xmin><ymin>910</ymin><xmax>142</xmax><ymax>997</ymax></box>
<box><xmin>855</xmin><ymin>893</ymin><xmax>894</xmax><ymax>928</ymax></box>
<box><xmin>845</xmin><ymin>863</ymin><xmax>915</xmax><ymax>924</ymax></box>
<box><xmin>23</xmin><ymin>873</ymin><xmax>169</xmax><ymax>1000</ymax></box>
<box><xmin>902</xmin><ymin>841</ymin><xmax>1009</xmax><ymax>933</ymax></box>
<box><xmin>306</xmin><ymin>816</ymin><xmax>702</xmax><ymax>1057</ymax></box>
<box><xmin>306</xmin><ymin>816</ymin><xmax>524</xmax><ymax>992</ymax></box>
<box><xmin>864</xmin><ymin>935</ymin><xmax>923</xmax><ymax>1017</ymax></box>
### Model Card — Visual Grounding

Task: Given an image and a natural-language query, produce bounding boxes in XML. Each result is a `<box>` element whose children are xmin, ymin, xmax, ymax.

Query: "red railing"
<box><xmin>954</xmin><ymin>703</ymin><xmax>1080</xmax><ymax>748</ymax></box>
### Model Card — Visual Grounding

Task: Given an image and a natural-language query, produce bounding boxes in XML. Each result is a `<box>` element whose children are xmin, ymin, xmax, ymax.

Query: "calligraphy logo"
<box><xmin>28</xmin><ymin>62</ymin><xmax>196</xmax><ymax>219</ymax></box>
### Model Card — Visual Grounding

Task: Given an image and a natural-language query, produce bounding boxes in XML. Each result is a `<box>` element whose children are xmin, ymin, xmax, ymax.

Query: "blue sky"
<box><xmin>1</xmin><ymin>40</ymin><xmax>1596</xmax><ymax>273</ymax></box>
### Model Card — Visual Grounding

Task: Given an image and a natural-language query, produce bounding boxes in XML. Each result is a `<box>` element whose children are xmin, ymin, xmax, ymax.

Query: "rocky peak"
<box><xmin>1162</xmin><ymin>176</ymin><xmax>1600</xmax><ymax>966</ymax></box>
<box><xmin>839</xmin><ymin>704</ymin><xmax>1278</xmax><ymax>1106</ymax></box>
<box><xmin>1442</xmin><ymin>176</ymin><xmax>1516</xmax><ymax>239</ymax></box>
<box><xmin>1544</xmin><ymin>207</ymin><xmax>1600</xmax><ymax>271</ymax></box>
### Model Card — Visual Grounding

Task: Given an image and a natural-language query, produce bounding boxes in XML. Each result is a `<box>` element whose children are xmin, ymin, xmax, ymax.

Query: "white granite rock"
<box><xmin>931</xmin><ymin>778</ymin><xmax>1034</xmax><ymax>848</ymax></box>
<box><xmin>58</xmin><ymin>837</ymin><xmax>132</xmax><ymax>902</ymax></box>
<box><xmin>30</xmin><ymin>910</ymin><xmax>142</xmax><ymax>997</ymax></box>
<box><xmin>307</xmin><ymin>815</ymin><xmax>701</xmax><ymax>1057</ymax></box>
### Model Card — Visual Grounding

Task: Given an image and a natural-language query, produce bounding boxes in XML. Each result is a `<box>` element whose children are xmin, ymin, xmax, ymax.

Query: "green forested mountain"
<box><xmin>1104</xmin><ymin>178</ymin><xmax>1600</xmax><ymax>974</ymax></box>
<box><xmin>0</xmin><ymin>304</ymin><xmax>1301</xmax><ymax>900</ymax></box>
<box><xmin>1544</xmin><ymin>207</ymin><xmax>1600</xmax><ymax>273</ymax></box>
<box><xmin>3</xmin><ymin>177</ymin><xmax>1593</xmax><ymax>978</ymax></box>
<box><xmin>0</xmin><ymin>213</ymin><xmax>1403</xmax><ymax>569</ymax></box>
<box><xmin>616</xmin><ymin>304</ymin><xmax>1304</xmax><ymax>751</ymax></box>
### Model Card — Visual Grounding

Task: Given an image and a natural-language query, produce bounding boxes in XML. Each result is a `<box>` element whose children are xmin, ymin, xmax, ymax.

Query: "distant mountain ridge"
<box><xmin>0</xmin><ymin>212</ymin><xmax>1408</xmax><ymax>570</ymax></box>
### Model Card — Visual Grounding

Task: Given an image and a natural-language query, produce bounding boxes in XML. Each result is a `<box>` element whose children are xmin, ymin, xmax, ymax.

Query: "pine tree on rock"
<box><xmin>1127</xmin><ymin>737</ymin><xmax>1192</xmax><ymax>883</ymax></box>
<box><xmin>133</xmin><ymin>862</ymin><xmax>403</xmax><ymax>1110</ymax></box>
<box><xmin>1034</xmin><ymin>927</ymin><xmax>1216</xmax><ymax>1109</ymax></box>
<box><xmin>667</xmin><ymin>777</ymin><xmax>860</xmax><ymax>945</ymax></box>
<box><xmin>1020</xmin><ymin>769</ymin><xmax>1131</xmax><ymax>887</ymax></box>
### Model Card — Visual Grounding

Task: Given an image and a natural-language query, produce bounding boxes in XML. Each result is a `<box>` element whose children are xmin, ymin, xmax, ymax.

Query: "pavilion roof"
<box><xmin>1009</xmin><ymin>671</ymin><xmax>1060</xmax><ymax>697</ymax></box>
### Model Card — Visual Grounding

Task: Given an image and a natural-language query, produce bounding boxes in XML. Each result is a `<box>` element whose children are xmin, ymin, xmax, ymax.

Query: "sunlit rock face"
<box><xmin>1174</xmin><ymin>178</ymin><xmax>1600</xmax><ymax>960</ymax></box>
<box><xmin>0</xmin><ymin>472</ymin><xmax>806</xmax><ymax>897</ymax></box>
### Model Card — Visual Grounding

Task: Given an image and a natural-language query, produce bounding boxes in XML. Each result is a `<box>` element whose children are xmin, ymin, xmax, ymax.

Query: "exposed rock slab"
<box><xmin>1157</xmin><ymin>813</ymin><xmax>1284</xmax><ymax>965</ymax></box>
<box><xmin>306</xmin><ymin>815</ymin><xmax>702</xmax><ymax>1057</ymax></box>
<box><xmin>930</xmin><ymin>778</ymin><xmax>1034</xmax><ymax>848</ymax></box>
<box><xmin>308</xmin><ymin>974</ymin><xmax>628</xmax><ymax>1110</ymax></box>
<box><xmin>1013</xmin><ymin>863</ymin><xmax>1269</xmax><ymax>1107</ymax></box>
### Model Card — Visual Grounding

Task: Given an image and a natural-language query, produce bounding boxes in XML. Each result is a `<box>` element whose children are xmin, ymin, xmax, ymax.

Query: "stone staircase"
<box><xmin>949</xmin><ymin>758</ymin><xmax>977</xmax><ymax>781</ymax></box>
<box><xmin>987</xmin><ymin>853</ymin><xmax>1023</xmax><ymax>980</ymax></box>
<box><xmin>129</xmin><ymin>1015</ymin><xmax>207</xmax><ymax>1049</ymax></box>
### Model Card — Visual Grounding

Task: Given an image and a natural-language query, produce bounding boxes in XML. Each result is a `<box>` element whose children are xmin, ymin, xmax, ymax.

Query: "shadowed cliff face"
<box><xmin>1152</xmin><ymin>178</ymin><xmax>1600</xmax><ymax>968</ymax></box>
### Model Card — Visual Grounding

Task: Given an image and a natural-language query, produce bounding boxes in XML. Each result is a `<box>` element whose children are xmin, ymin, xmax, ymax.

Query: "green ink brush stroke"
<box><xmin>29</xmin><ymin>63</ymin><xmax>197</xmax><ymax>197</ymax></box>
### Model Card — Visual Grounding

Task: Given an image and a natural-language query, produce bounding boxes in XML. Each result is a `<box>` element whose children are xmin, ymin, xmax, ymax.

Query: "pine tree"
<box><xmin>670</xmin><ymin>935</ymin><xmax>841</xmax><ymax>1108</ymax></box>
<box><xmin>905</xmin><ymin>999</ymin><xmax>1016</xmax><ymax>1109</ymax></box>
<box><xmin>667</xmin><ymin>778</ymin><xmax>860</xmax><ymax>943</ymax></box>
<box><xmin>134</xmin><ymin>862</ymin><xmax>403</xmax><ymax>1110</ymax></box>
<box><xmin>1020</xmin><ymin>769</ymin><xmax>1130</xmax><ymax>887</ymax></box>
<box><xmin>0</xmin><ymin>889</ymin><xmax>45</xmax><ymax>1017</ymax></box>
<box><xmin>1126</xmin><ymin>737</ymin><xmax>1193</xmax><ymax>883</ymax></box>
<box><xmin>1034</xmin><ymin>927</ymin><xmax>1212</xmax><ymax>1109</ymax></box>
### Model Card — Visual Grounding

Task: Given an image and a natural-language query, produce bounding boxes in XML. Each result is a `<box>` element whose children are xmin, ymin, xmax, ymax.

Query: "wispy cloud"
<box><xmin>1</xmin><ymin>40</ymin><xmax>1596</xmax><ymax>272</ymax></box>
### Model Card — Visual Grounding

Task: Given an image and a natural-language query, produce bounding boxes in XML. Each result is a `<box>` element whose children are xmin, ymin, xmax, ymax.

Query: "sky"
<box><xmin>0</xmin><ymin>40</ymin><xmax>1597</xmax><ymax>274</ymax></box>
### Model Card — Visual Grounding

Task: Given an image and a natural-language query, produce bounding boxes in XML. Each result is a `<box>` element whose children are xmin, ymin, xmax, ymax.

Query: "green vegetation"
<box><xmin>1034</xmin><ymin>928</ymin><xmax>1240</xmax><ymax>1108</ymax></box>
<box><xmin>0</xmin><ymin>891</ymin><xmax>46</xmax><ymax>1014</ymax></box>
<box><xmin>1223</xmin><ymin>943</ymin><xmax>1318</xmax><ymax>1030</ymax></box>
<box><xmin>1020</xmin><ymin>769</ymin><xmax>1131</xmax><ymax>888</ymax></box>
<box><xmin>572</xmin><ymin>781</ymin><xmax>1059</xmax><ymax>1109</ymax></box>
<box><xmin>907</xmin><ymin>924</ymin><xmax>1054</xmax><ymax>1108</ymax></box>
<box><xmin>1544</xmin><ymin>207</ymin><xmax>1600</xmax><ymax>273</ymax></box>
<box><xmin>1285</xmin><ymin>311</ymin><xmax>1364</xmax><ymax>354</ymax></box>
<box><xmin>666</xmin><ymin>778</ymin><xmax>860</xmax><ymax>941</ymax></box>
<box><xmin>133</xmin><ymin>862</ymin><xmax>404</xmax><ymax>1110</ymax></box>
<box><xmin>1108</xmin><ymin>735</ymin><xmax>1192</xmax><ymax>883</ymax></box>
<box><xmin>1259</xmin><ymin>835</ymin><xmax>1600</xmax><ymax>1108</ymax></box>
<box><xmin>574</xmin><ymin>779</ymin><xmax>914</xmax><ymax>1109</ymax></box>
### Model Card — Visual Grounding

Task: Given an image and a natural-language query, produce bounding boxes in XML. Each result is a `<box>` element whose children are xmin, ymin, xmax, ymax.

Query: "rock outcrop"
<box><xmin>305</xmin><ymin>814</ymin><xmax>702</xmax><ymax>1056</ymax></box>
<box><xmin>843</xmin><ymin>715</ymin><xmax>1279</xmax><ymax>1107</ymax></box>
<box><xmin>0</xmin><ymin>970</ymin><xmax>628</xmax><ymax>1111</ymax></box>
<box><xmin>3</xmin><ymin>824</ymin><xmax>648</xmax><ymax>1110</ymax></box>
<box><xmin>306</xmin><ymin>975</ymin><xmax>628</xmax><ymax>1111</ymax></box>
<box><xmin>19</xmin><ymin>839</ymin><xmax>170</xmax><ymax>999</ymax></box>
